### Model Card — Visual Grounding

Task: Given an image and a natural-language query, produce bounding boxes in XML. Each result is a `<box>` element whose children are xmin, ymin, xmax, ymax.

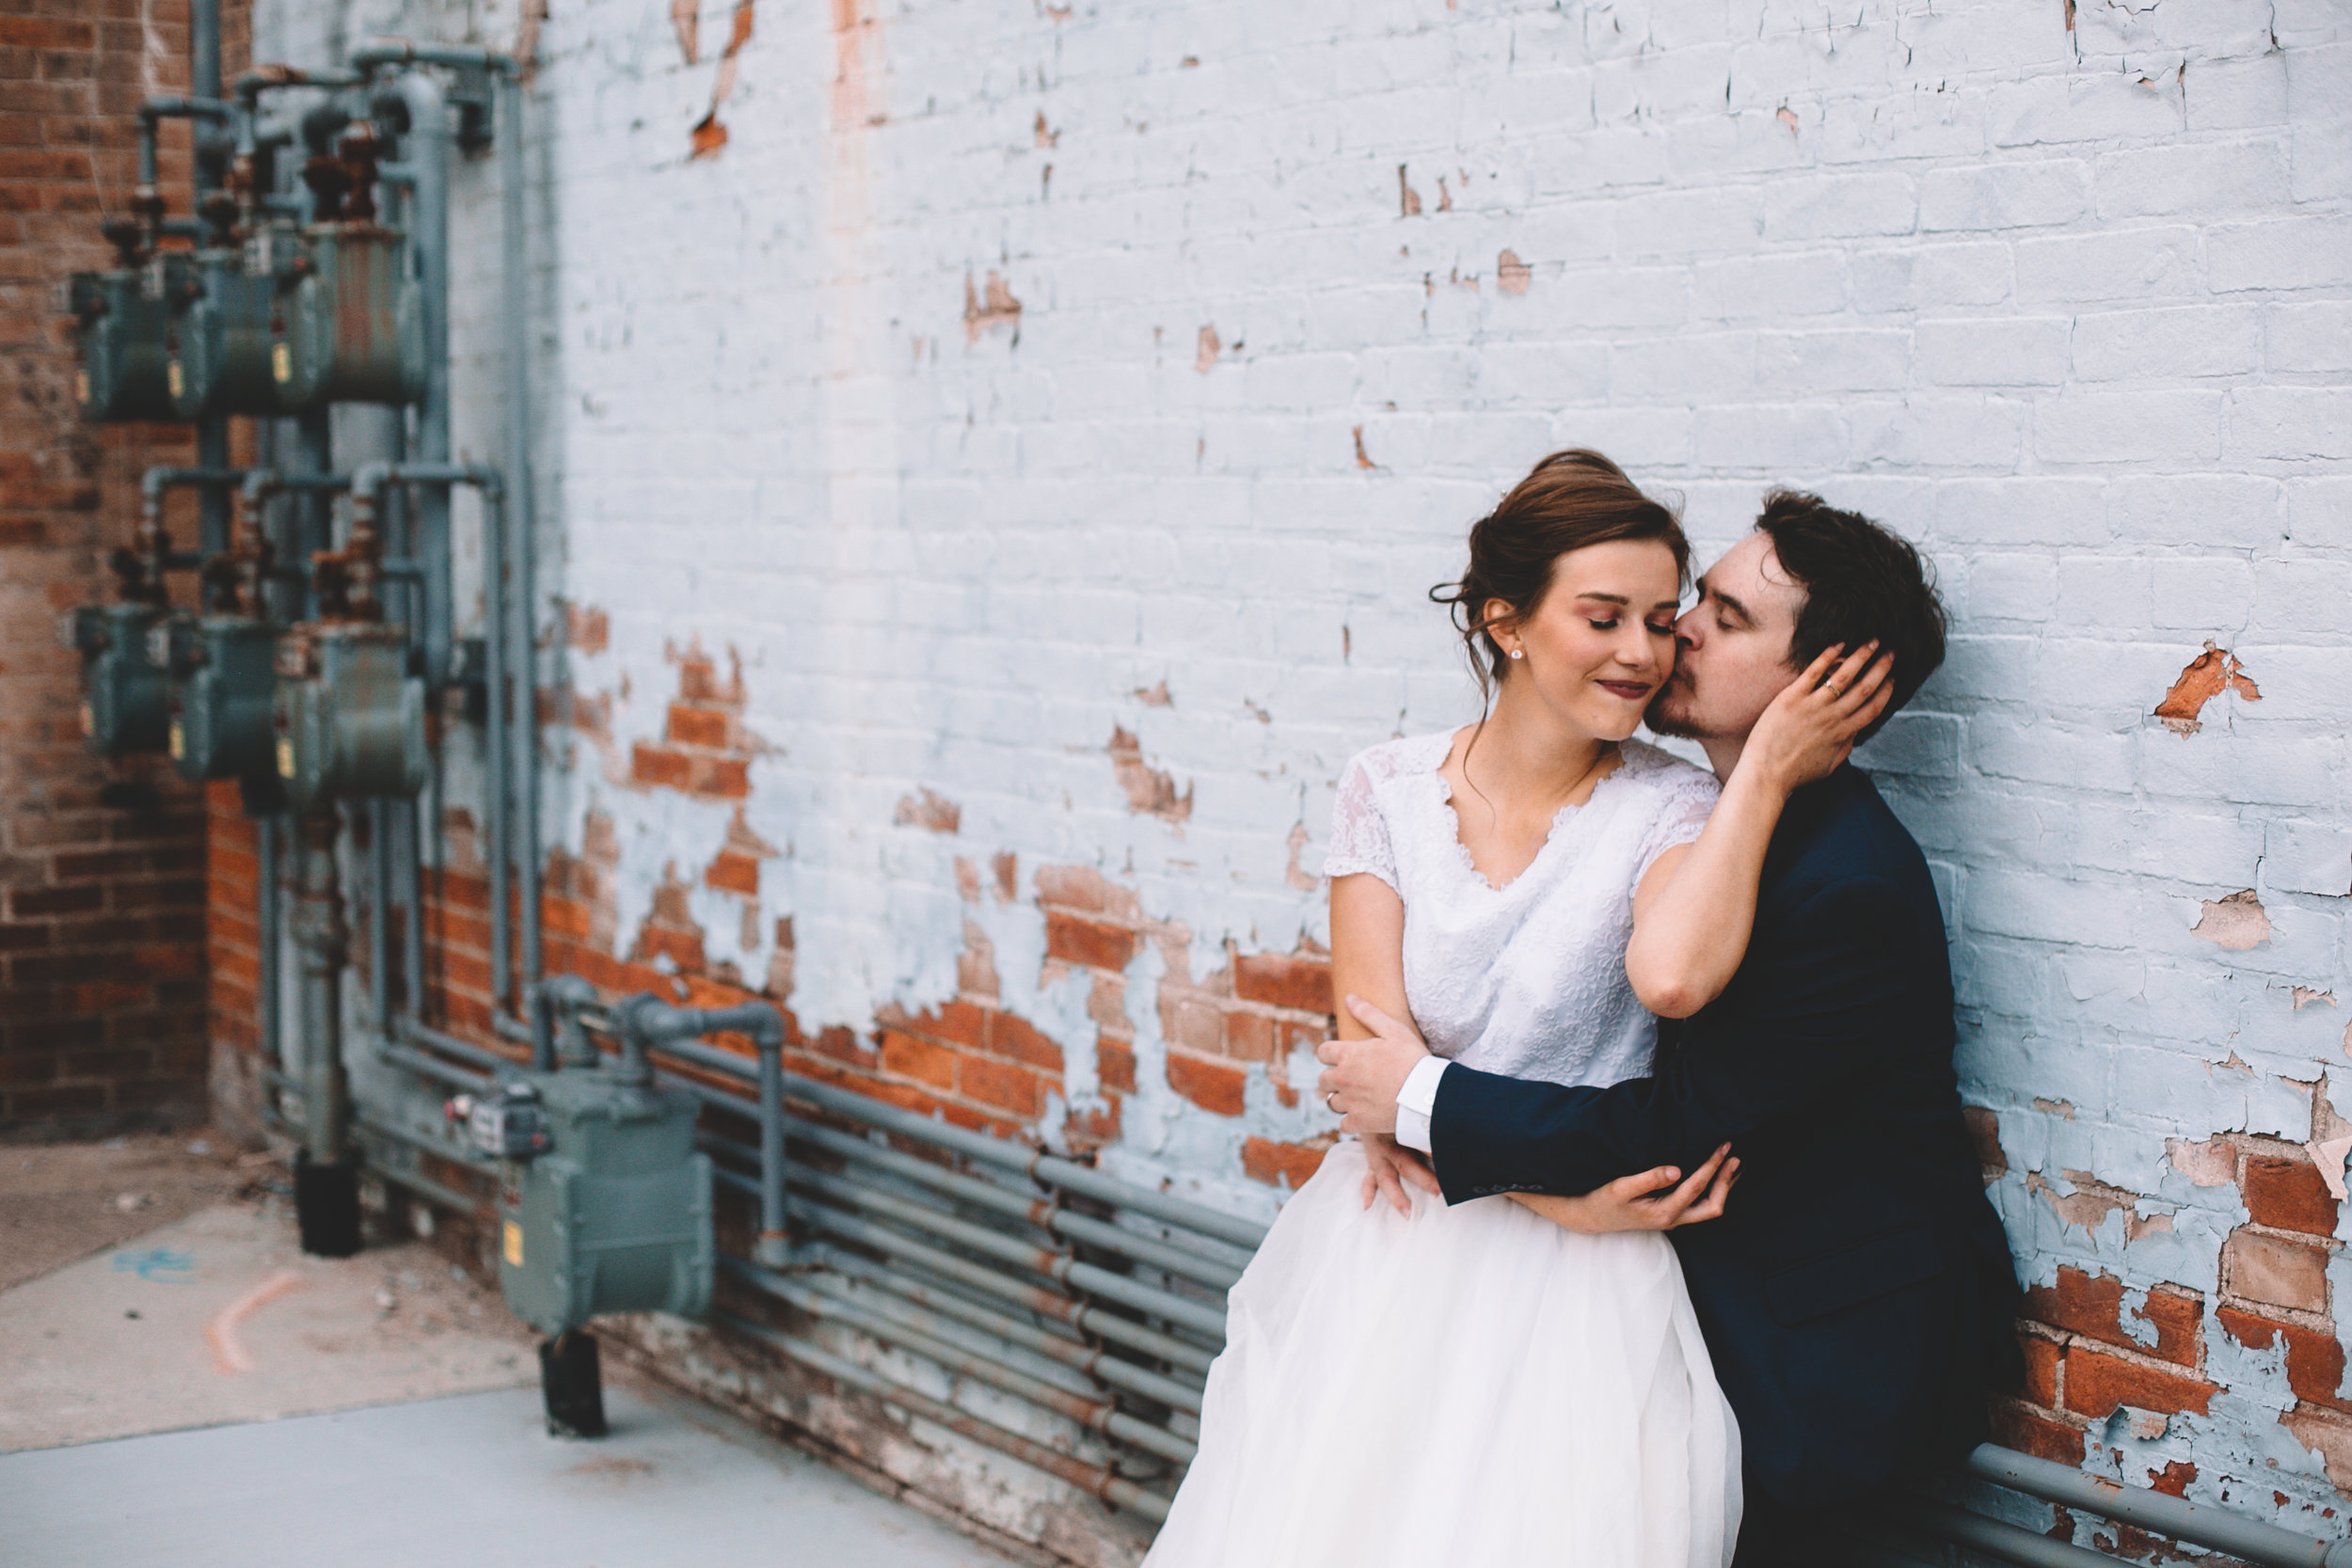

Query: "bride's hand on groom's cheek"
<box><xmin>1743</xmin><ymin>641</ymin><xmax>1896</xmax><ymax>795</ymax></box>
<box><xmin>1505</xmin><ymin>1144</ymin><xmax>1740</xmax><ymax>1235</ymax></box>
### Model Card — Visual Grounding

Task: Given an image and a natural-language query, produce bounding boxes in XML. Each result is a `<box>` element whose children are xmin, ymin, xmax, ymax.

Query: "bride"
<box><xmin>1143</xmin><ymin>451</ymin><xmax>1886</xmax><ymax>1568</ymax></box>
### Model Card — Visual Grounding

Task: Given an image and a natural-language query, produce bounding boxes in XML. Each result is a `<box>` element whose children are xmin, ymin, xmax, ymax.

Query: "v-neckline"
<box><xmin>1431</xmin><ymin>729</ymin><xmax>1627</xmax><ymax>894</ymax></box>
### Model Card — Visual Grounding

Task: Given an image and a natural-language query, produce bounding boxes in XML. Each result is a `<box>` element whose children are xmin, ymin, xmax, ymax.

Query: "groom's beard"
<box><xmin>1645</xmin><ymin>669</ymin><xmax>1704</xmax><ymax>738</ymax></box>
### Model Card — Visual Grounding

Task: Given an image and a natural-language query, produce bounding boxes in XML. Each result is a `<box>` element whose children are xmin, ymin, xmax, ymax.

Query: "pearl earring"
<box><xmin>1508</xmin><ymin>649</ymin><xmax>1524</xmax><ymax>659</ymax></box>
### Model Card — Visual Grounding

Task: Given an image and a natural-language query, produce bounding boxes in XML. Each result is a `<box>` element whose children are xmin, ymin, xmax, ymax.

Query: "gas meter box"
<box><xmin>495</xmin><ymin>1069</ymin><xmax>713</xmax><ymax>1338</ymax></box>
<box><xmin>169</xmin><ymin>617</ymin><xmax>278</xmax><ymax>781</ymax></box>
<box><xmin>68</xmin><ymin>603</ymin><xmax>171</xmax><ymax>755</ymax></box>
<box><xmin>271</xmin><ymin>624</ymin><xmax>426</xmax><ymax>805</ymax></box>
<box><xmin>274</xmin><ymin>225</ymin><xmax>425</xmax><ymax>407</ymax></box>
<box><xmin>166</xmin><ymin>251</ymin><xmax>282</xmax><ymax>420</ymax></box>
<box><xmin>68</xmin><ymin>269</ymin><xmax>179</xmax><ymax>422</ymax></box>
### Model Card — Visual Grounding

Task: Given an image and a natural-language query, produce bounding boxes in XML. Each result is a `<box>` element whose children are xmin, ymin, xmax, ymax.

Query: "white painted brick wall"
<box><xmin>257</xmin><ymin>0</ymin><xmax>2351</xmax><ymax>1545</ymax></box>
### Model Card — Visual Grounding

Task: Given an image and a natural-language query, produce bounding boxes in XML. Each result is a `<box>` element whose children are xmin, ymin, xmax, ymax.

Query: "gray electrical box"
<box><xmin>274</xmin><ymin>224</ymin><xmax>426</xmax><ymax>407</ymax></box>
<box><xmin>170</xmin><ymin>616</ymin><xmax>278</xmax><ymax>781</ymax></box>
<box><xmin>167</xmin><ymin>250</ymin><xmax>283</xmax><ymax>419</ymax></box>
<box><xmin>69</xmin><ymin>602</ymin><xmax>172</xmax><ymax>755</ymax></box>
<box><xmin>69</xmin><ymin>268</ymin><xmax>180</xmax><ymax>422</ymax></box>
<box><xmin>494</xmin><ymin>1069</ymin><xmax>713</xmax><ymax>1338</ymax></box>
<box><xmin>271</xmin><ymin>623</ymin><xmax>426</xmax><ymax>804</ymax></box>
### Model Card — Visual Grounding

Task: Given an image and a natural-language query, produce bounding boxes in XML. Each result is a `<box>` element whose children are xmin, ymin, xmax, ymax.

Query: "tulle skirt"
<box><xmin>1145</xmin><ymin>1142</ymin><xmax>1740</xmax><ymax>1568</ymax></box>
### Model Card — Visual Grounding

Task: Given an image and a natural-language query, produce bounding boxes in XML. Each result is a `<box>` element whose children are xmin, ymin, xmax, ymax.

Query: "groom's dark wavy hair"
<box><xmin>1754</xmin><ymin>490</ymin><xmax>1946</xmax><ymax>745</ymax></box>
<box><xmin>1430</xmin><ymin>449</ymin><xmax>1689</xmax><ymax>704</ymax></box>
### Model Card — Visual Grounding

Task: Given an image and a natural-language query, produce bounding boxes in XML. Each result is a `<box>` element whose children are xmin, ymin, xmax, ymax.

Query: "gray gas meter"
<box><xmin>169</xmin><ymin>616</ymin><xmax>278</xmax><ymax>782</ymax></box>
<box><xmin>69</xmin><ymin>269</ymin><xmax>179</xmax><ymax>422</ymax></box>
<box><xmin>274</xmin><ymin>225</ymin><xmax>425</xmax><ymax>407</ymax></box>
<box><xmin>166</xmin><ymin>250</ymin><xmax>283</xmax><ymax>420</ymax></box>
<box><xmin>271</xmin><ymin>623</ymin><xmax>426</xmax><ymax>804</ymax></box>
<box><xmin>493</xmin><ymin>1066</ymin><xmax>713</xmax><ymax>1339</ymax></box>
<box><xmin>68</xmin><ymin>603</ymin><xmax>171</xmax><ymax>755</ymax></box>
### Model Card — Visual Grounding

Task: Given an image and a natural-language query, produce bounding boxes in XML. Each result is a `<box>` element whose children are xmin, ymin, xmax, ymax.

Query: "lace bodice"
<box><xmin>1326</xmin><ymin>731</ymin><xmax>1720</xmax><ymax>1090</ymax></box>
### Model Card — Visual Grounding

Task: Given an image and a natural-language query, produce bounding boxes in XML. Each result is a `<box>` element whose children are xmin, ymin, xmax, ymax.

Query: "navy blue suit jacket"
<box><xmin>1429</xmin><ymin>765</ymin><xmax>2021</xmax><ymax>1512</ymax></box>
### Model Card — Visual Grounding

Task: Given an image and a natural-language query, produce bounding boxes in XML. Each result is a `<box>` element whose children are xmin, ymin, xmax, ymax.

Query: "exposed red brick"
<box><xmin>1232</xmin><ymin>949</ymin><xmax>1332</xmax><ymax>1014</ymax></box>
<box><xmin>893</xmin><ymin>788</ymin><xmax>961</xmax><ymax>834</ymax></box>
<box><xmin>879</xmin><ymin>1029</ymin><xmax>956</xmax><ymax>1089</ymax></box>
<box><xmin>2060</xmin><ymin>1347</ymin><xmax>2216</xmax><ymax>1419</ymax></box>
<box><xmin>1044</xmin><ymin>911</ymin><xmax>1135</xmax><ymax>972</ymax></box>
<box><xmin>705</xmin><ymin>848</ymin><xmax>761</xmax><ymax>897</ymax></box>
<box><xmin>667</xmin><ymin>703</ymin><xmax>731</xmax><ymax>749</ymax></box>
<box><xmin>1242</xmin><ymin>1134</ymin><xmax>1333</xmax><ymax>1191</ymax></box>
<box><xmin>2021</xmin><ymin>1335</ymin><xmax>2062</xmax><ymax>1408</ymax></box>
<box><xmin>1097</xmin><ymin>1037</ymin><xmax>1137</xmax><ymax>1095</ymax></box>
<box><xmin>1168</xmin><ymin>1051</ymin><xmax>1247</xmax><ymax>1117</ymax></box>
<box><xmin>986</xmin><ymin>1010</ymin><xmax>1064</xmax><ymax>1072</ymax></box>
<box><xmin>2146</xmin><ymin>1461</ymin><xmax>2196</xmax><ymax>1498</ymax></box>
<box><xmin>2242</xmin><ymin>1154</ymin><xmax>2340</xmax><ymax>1238</ymax></box>
<box><xmin>2021</xmin><ymin>1266</ymin><xmax>2203</xmax><ymax>1370</ymax></box>
<box><xmin>960</xmin><ymin>1055</ymin><xmax>1044</xmax><ymax>1118</ymax></box>
<box><xmin>1224</xmin><ymin>1009</ymin><xmax>1277</xmax><ymax>1062</ymax></box>
<box><xmin>1991</xmin><ymin>1402</ymin><xmax>2088</xmax><ymax>1465</ymax></box>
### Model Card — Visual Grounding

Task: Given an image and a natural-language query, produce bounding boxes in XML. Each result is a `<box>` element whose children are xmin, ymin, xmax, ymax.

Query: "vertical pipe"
<box><xmin>257</xmin><ymin>815</ymin><xmax>282</xmax><ymax>1117</ymax></box>
<box><xmin>369</xmin><ymin>800</ymin><xmax>391</xmax><ymax>1025</ymax></box>
<box><xmin>401</xmin><ymin>798</ymin><xmax>424</xmax><ymax>1023</ymax></box>
<box><xmin>484</xmin><ymin>489</ymin><xmax>512</xmax><ymax>1010</ymax></box>
<box><xmin>500</xmin><ymin>70</ymin><xmax>542</xmax><ymax>994</ymax></box>
<box><xmin>292</xmin><ymin>411</ymin><xmax>331</xmax><ymax>620</ymax></box>
<box><xmin>385</xmin><ymin>73</ymin><xmax>453</xmax><ymax>687</ymax></box>
<box><xmin>757</xmin><ymin>1039</ymin><xmax>787</xmax><ymax>1266</ymax></box>
<box><xmin>293</xmin><ymin>806</ymin><xmax>350</xmax><ymax>1164</ymax></box>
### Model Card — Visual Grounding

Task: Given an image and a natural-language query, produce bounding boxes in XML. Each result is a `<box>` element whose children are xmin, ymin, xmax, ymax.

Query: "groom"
<box><xmin>1319</xmin><ymin>491</ymin><xmax>2022</xmax><ymax>1566</ymax></box>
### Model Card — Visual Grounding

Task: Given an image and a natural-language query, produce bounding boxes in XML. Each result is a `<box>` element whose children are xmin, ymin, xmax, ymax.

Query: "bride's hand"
<box><xmin>1359</xmin><ymin>1132</ymin><xmax>1441</xmax><ymax>1216</ymax></box>
<box><xmin>1504</xmin><ymin>1144</ymin><xmax>1739</xmax><ymax>1234</ymax></box>
<box><xmin>1740</xmin><ymin>641</ymin><xmax>1895</xmax><ymax>797</ymax></box>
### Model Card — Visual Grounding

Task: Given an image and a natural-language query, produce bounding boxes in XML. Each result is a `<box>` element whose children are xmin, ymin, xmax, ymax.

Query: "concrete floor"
<box><xmin>0</xmin><ymin>1137</ymin><xmax>1010</xmax><ymax>1568</ymax></box>
<box><xmin>0</xmin><ymin>1386</ymin><xmax>1007</xmax><ymax>1568</ymax></box>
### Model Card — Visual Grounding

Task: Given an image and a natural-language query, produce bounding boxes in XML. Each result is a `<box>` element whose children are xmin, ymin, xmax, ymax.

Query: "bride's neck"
<box><xmin>1464</xmin><ymin>681</ymin><xmax>1615</xmax><ymax>809</ymax></box>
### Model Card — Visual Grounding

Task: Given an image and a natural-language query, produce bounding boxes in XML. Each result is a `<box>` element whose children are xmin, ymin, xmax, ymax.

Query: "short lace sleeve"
<box><xmin>1324</xmin><ymin>752</ymin><xmax>1398</xmax><ymax>894</ymax></box>
<box><xmin>1631</xmin><ymin>760</ymin><xmax>1721</xmax><ymax>881</ymax></box>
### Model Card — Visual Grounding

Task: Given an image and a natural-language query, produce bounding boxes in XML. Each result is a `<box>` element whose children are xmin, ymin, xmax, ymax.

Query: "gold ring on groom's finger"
<box><xmin>1825</xmin><ymin>681</ymin><xmax>1843</xmax><ymax>698</ymax></box>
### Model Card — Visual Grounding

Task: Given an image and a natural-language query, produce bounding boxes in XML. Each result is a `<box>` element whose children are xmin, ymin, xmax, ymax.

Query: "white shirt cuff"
<box><xmin>1392</xmin><ymin>1055</ymin><xmax>1449</xmax><ymax>1155</ymax></box>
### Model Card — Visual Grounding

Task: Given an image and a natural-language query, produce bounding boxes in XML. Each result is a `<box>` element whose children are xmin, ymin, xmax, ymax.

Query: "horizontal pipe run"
<box><xmin>353</xmin><ymin>1143</ymin><xmax>485</xmax><ymax>1217</ymax></box>
<box><xmin>745</xmin><ymin>1264</ymin><xmax>1198</xmax><ymax>1466</ymax></box>
<box><xmin>807</xmin><ymin>1246</ymin><xmax>1205</xmax><ymax>1414</ymax></box>
<box><xmin>1963</xmin><ymin>1446</ymin><xmax>2352</xmax><ymax>1568</ymax></box>
<box><xmin>787</xmin><ymin>1074</ymin><xmax>1268</xmax><ymax>1254</ymax></box>
<box><xmin>138</xmin><ymin>96</ymin><xmax>234</xmax><ymax>123</ymax></box>
<box><xmin>785</xmin><ymin>1164</ymin><xmax>1229</xmax><ymax>1341</ymax></box>
<box><xmin>715</xmin><ymin>1309</ymin><xmax>1173</xmax><ymax>1522</ymax></box>
<box><xmin>391</xmin><ymin>1016</ymin><xmax>517</xmax><ymax>1076</ymax></box>
<box><xmin>348</xmin><ymin>41</ymin><xmax>522</xmax><ymax>77</ymax></box>
<box><xmin>353</xmin><ymin>1111</ymin><xmax>494</xmax><ymax>1176</ymax></box>
<box><xmin>641</xmin><ymin>1037</ymin><xmax>1263</xmax><ymax>1253</ymax></box>
<box><xmin>376</xmin><ymin>1037</ymin><xmax>492</xmax><ymax>1094</ymax></box>
<box><xmin>707</xmin><ymin>1164</ymin><xmax>1216</xmax><ymax>1375</ymax></box>
<box><xmin>780</xmin><ymin>1114</ymin><xmax>1243</xmax><ymax>1292</ymax></box>
<box><xmin>1888</xmin><ymin>1497</ymin><xmax>2128</xmax><ymax>1568</ymax></box>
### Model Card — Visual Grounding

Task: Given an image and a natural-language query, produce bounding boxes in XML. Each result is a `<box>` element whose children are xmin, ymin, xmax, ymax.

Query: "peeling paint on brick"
<box><xmin>2191</xmin><ymin>889</ymin><xmax>2272</xmax><ymax>951</ymax></box>
<box><xmin>893</xmin><ymin>788</ymin><xmax>961</xmax><ymax>834</ymax></box>
<box><xmin>962</xmin><ymin>271</ymin><xmax>1023</xmax><ymax>346</ymax></box>
<box><xmin>2153</xmin><ymin>641</ymin><xmax>2262</xmax><ymax>737</ymax></box>
<box><xmin>1106</xmin><ymin>727</ymin><xmax>1191</xmax><ymax>822</ymax></box>
<box><xmin>1496</xmin><ymin>248</ymin><xmax>1531</xmax><ymax>294</ymax></box>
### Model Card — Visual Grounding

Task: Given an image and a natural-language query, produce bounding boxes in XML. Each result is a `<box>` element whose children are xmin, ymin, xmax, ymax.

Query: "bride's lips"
<box><xmin>1597</xmin><ymin>680</ymin><xmax>1655</xmax><ymax>701</ymax></box>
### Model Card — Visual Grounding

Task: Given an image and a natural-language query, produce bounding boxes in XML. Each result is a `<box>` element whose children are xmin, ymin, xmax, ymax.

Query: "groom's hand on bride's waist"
<box><xmin>1315</xmin><ymin>995</ymin><xmax>1431</xmax><ymax>1138</ymax></box>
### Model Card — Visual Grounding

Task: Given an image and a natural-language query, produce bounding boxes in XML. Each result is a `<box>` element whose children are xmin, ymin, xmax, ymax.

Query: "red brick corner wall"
<box><xmin>0</xmin><ymin>0</ymin><xmax>247</xmax><ymax>1138</ymax></box>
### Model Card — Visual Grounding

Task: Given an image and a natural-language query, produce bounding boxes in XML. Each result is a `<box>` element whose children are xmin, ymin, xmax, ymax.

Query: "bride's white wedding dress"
<box><xmin>1144</xmin><ymin>732</ymin><xmax>1742</xmax><ymax>1568</ymax></box>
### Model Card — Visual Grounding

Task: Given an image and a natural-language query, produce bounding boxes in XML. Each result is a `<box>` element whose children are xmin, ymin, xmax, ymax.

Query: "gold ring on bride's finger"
<box><xmin>1324</xmin><ymin>1090</ymin><xmax>1339</xmax><ymax>1112</ymax></box>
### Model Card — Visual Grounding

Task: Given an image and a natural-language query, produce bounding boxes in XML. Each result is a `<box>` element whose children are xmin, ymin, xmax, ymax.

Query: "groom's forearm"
<box><xmin>1427</xmin><ymin>1065</ymin><xmax>1720</xmax><ymax>1202</ymax></box>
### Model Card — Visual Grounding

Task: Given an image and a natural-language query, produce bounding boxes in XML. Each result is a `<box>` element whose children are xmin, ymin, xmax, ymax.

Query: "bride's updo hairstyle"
<box><xmin>1430</xmin><ymin>449</ymin><xmax>1690</xmax><ymax>701</ymax></box>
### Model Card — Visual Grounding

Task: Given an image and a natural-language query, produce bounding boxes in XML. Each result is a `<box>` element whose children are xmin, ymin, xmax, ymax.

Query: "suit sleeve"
<box><xmin>1429</xmin><ymin>876</ymin><xmax>1913</xmax><ymax>1203</ymax></box>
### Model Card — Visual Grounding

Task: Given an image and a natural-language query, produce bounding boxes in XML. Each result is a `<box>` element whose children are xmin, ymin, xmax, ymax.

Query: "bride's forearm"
<box><xmin>1622</xmin><ymin>768</ymin><xmax>1788</xmax><ymax>1019</ymax></box>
